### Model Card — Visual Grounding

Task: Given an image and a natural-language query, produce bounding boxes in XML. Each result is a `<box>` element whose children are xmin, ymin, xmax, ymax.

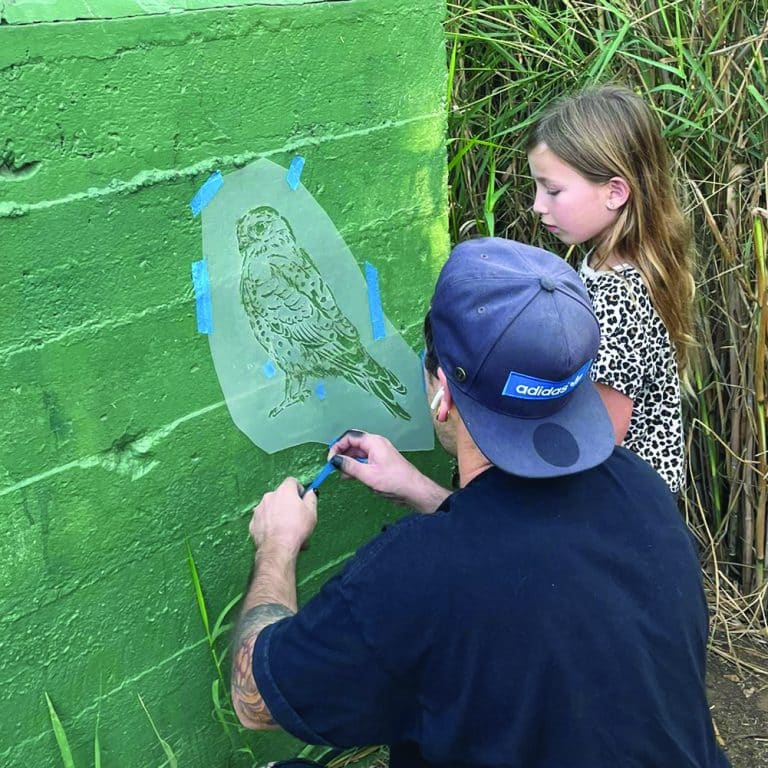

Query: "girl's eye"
<box><xmin>547</xmin><ymin>189</ymin><xmax>561</xmax><ymax>197</ymax></box>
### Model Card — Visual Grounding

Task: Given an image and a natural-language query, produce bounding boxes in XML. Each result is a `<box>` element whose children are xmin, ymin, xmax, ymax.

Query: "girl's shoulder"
<box><xmin>579</xmin><ymin>258</ymin><xmax>652</xmax><ymax>304</ymax></box>
<box><xmin>579</xmin><ymin>256</ymin><xmax>642</xmax><ymax>281</ymax></box>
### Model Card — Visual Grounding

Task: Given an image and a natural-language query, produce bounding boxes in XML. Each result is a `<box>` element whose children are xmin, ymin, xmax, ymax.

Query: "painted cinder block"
<box><xmin>0</xmin><ymin>0</ymin><xmax>449</xmax><ymax>766</ymax></box>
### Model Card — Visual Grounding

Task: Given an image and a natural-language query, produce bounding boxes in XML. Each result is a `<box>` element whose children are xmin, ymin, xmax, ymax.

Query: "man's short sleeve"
<box><xmin>587</xmin><ymin>275</ymin><xmax>647</xmax><ymax>401</ymax></box>
<box><xmin>252</xmin><ymin>520</ymin><xmax>426</xmax><ymax>747</ymax></box>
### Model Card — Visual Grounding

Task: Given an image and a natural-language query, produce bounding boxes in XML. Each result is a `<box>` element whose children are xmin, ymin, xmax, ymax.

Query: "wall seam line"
<box><xmin>0</xmin><ymin>111</ymin><xmax>444</xmax><ymax>219</ymax></box>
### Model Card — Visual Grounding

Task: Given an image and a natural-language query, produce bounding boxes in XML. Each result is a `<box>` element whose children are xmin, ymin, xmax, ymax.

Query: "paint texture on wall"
<box><xmin>0</xmin><ymin>1</ymin><xmax>449</xmax><ymax>766</ymax></box>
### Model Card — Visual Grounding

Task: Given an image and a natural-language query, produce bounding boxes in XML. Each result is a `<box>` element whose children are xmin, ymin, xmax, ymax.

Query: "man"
<box><xmin>231</xmin><ymin>239</ymin><xmax>729</xmax><ymax>767</ymax></box>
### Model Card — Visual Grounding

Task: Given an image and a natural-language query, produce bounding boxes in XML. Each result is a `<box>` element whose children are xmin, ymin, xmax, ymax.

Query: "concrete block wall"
<box><xmin>0</xmin><ymin>1</ymin><xmax>449</xmax><ymax>765</ymax></box>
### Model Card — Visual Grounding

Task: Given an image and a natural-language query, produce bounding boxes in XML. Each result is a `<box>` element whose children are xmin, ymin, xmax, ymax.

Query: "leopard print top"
<box><xmin>580</xmin><ymin>259</ymin><xmax>684</xmax><ymax>494</ymax></box>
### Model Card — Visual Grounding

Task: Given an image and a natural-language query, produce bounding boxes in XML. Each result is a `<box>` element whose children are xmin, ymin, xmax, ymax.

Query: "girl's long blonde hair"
<box><xmin>526</xmin><ymin>85</ymin><xmax>695</xmax><ymax>370</ymax></box>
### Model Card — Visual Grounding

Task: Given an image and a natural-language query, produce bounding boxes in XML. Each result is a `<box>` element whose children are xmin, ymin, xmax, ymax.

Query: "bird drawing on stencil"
<box><xmin>237</xmin><ymin>206</ymin><xmax>410</xmax><ymax>420</ymax></box>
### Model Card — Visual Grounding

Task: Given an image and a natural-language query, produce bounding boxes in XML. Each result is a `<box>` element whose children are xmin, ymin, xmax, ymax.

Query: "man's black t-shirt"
<box><xmin>253</xmin><ymin>448</ymin><xmax>729</xmax><ymax>767</ymax></box>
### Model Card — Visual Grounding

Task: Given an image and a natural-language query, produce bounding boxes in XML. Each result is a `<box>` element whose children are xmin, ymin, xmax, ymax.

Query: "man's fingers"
<box><xmin>278</xmin><ymin>476</ymin><xmax>302</xmax><ymax>493</ymax></box>
<box><xmin>303</xmin><ymin>488</ymin><xmax>318</xmax><ymax>510</ymax></box>
<box><xmin>337</xmin><ymin>428</ymin><xmax>366</xmax><ymax>441</ymax></box>
<box><xmin>328</xmin><ymin>429</ymin><xmax>369</xmax><ymax>460</ymax></box>
<box><xmin>329</xmin><ymin>453</ymin><xmax>367</xmax><ymax>481</ymax></box>
<box><xmin>329</xmin><ymin>453</ymin><xmax>347</xmax><ymax>471</ymax></box>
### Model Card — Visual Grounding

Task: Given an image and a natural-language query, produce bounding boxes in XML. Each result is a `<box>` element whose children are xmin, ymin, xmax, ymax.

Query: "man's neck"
<box><xmin>455</xmin><ymin>422</ymin><xmax>493</xmax><ymax>487</ymax></box>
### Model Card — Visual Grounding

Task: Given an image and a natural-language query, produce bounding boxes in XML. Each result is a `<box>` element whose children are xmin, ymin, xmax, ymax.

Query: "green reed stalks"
<box><xmin>446</xmin><ymin>0</ymin><xmax>768</xmax><ymax>616</ymax></box>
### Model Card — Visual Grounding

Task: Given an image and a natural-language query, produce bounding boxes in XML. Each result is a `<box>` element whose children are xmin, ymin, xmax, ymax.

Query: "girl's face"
<box><xmin>527</xmin><ymin>143</ymin><xmax>619</xmax><ymax>245</ymax></box>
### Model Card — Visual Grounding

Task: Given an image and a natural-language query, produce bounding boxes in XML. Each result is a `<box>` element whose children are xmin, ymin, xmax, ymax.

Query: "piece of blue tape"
<box><xmin>286</xmin><ymin>156</ymin><xmax>305</xmax><ymax>191</ymax></box>
<box><xmin>365</xmin><ymin>261</ymin><xmax>386</xmax><ymax>341</ymax></box>
<box><xmin>262</xmin><ymin>360</ymin><xmax>277</xmax><ymax>379</ymax></box>
<box><xmin>191</xmin><ymin>259</ymin><xmax>213</xmax><ymax>334</ymax></box>
<box><xmin>315</xmin><ymin>381</ymin><xmax>326</xmax><ymax>401</ymax></box>
<box><xmin>190</xmin><ymin>171</ymin><xmax>223</xmax><ymax>217</ymax></box>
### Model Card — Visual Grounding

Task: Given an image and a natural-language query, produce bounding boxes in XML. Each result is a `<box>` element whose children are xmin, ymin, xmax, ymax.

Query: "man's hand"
<box><xmin>249</xmin><ymin>477</ymin><xmax>317</xmax><ymax>555</ymax></box>
<box><xmin>329</xmin><ymin>430</ymin><xmax>451</xmax><ymax>514</ymax></box>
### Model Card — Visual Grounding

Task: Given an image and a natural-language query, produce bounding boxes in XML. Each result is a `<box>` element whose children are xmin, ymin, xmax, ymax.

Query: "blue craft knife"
<box><xmin>300</xmin><ymin>457</ymin><xmax>367</xmax><ymax>498</ymax></box>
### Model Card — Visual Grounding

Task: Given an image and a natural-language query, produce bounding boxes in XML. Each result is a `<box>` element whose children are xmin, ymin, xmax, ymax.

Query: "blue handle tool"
<box><xmin>300</xmin><ymin>457</ymin><xmax>368</xmax><ymax>497</ymax></box>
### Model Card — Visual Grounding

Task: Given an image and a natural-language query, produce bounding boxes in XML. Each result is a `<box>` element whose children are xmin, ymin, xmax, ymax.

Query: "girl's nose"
<box><xmin>532</xmin><ymin>190</ymin><xmax>547</xmax><ymax>215</ymax></box>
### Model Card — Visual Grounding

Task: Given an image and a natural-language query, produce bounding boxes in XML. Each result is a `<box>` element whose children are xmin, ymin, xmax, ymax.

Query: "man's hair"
<box><xmin>423</xmin><ymin>311</ymin><xmax>439</xmax><ymax>377</ymax></box>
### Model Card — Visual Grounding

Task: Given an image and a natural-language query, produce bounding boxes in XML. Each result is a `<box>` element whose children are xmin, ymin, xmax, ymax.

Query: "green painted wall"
<box><xmin>0</xmin><ymin>2</ymin><xmax>449</xmax><ymax>765</ymax></box>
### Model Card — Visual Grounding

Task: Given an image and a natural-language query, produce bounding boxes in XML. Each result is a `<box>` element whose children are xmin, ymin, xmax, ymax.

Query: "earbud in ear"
<box><xmin>430</xmin><ymin>387</ymin><xmax>445</xmax><ymax>411</ymax></box>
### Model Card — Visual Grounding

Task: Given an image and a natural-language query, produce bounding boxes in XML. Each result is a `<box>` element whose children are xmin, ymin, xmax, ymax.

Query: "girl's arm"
<box><xmin>594</xmin><ymin>382</ymin><xmax>633</xmax><ymax>444</ymax></box>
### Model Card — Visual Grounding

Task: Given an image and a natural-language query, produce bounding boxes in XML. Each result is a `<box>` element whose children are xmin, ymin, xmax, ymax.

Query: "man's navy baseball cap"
<box><xmin>430</xmin><ymin>237</ymin><xmax>615</xmax><ymax>478</ymax></box>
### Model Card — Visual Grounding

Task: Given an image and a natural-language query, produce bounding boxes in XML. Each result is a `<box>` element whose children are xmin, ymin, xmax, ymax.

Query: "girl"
<box><xmin>526</xmin><ymin>85</ymin><xmax>695</xmax><ymax>494</ymax></box>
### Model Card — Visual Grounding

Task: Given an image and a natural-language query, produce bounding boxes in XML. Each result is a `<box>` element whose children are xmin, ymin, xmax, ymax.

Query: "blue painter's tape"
<box><xmin>262</xmin><ymin>361</ymin><xmax>277</xmax><ymax>379</ymax></box>
<box><xmin>189</xmin><ymin>171</ymin><xmax>223</xmax><ymax>217</ymax></box>
<box><xmin>365</xmin><ymin>261</ymin><xmax>386</xmax><ymax>341</ymax></box>
<box><xmin>191</xmin><ymin>259</ymin><xmax>213</xmax><ymax>334</ymax></box>
<box><xmin>285</xmin><ymin>156</ymin><xmax>305</xmax><ymax>190</ymax></box>
<box><xmin>315</xmin><ymin>381</ymin><xmax>326</xmax><ymax>401</ymax></box>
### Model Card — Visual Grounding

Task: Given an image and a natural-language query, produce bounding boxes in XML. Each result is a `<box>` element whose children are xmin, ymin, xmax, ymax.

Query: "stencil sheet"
<box><xmin>201</xmin><ymin>159</ymin><xmax>434</xmax><ymax>453</ymax></box>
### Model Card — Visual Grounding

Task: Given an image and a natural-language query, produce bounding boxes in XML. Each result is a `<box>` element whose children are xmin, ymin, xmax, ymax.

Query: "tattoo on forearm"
<box><xmin>231</xmin><ymin>603</ymin><xmax>294</xmax><ymax>728</ymax></box>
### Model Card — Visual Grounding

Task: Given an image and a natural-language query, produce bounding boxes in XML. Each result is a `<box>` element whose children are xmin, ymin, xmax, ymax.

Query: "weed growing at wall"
<box><xmin>45</xmin><ymin>692</ymin><xmax>178</xmax><ymax>768</ymax></box>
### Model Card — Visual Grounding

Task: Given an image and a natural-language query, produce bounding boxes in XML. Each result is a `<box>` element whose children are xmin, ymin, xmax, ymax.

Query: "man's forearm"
<box><xmin>231</xmin><ymin>546</ymin><xmax>298</xmax><ymax>730</ymax></box>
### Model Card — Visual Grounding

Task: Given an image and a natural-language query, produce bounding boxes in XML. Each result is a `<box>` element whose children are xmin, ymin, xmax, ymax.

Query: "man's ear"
<box><xmin>435</xmin><ymin>367</ymin><xmax>454</xmax><ymax>422</ymax></box>
<box><xmin>607</xmin><ymin>176</ymin><xmax>630</xmax><ymax>210</ymax></box>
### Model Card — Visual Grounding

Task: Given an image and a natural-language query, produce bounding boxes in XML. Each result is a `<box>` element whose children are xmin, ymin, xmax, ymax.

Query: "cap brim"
<box><xmin>451</xmin><ymin>380</ymin><xmax>615</xmax><ymax>478</ymax></box>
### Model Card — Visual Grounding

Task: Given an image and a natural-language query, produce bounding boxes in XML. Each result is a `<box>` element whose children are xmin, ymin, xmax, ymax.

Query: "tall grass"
<box><xmin>446</xmin><ymin>1</ymin><xmax>768</xmax><ymax>644</ymax></box>
<box><xmin>45</xmin><ymin>692</ymin><xmax>175</xmax><ymax>768</ymax></box>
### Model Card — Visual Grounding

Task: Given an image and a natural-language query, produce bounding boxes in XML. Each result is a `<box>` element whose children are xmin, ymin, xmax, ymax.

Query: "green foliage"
<box><xmin>45</xmin><ymin>693</ymin><xmax>107</xmax><ymax>768</ymax></box>
<box><xmin>446</xmin><ymin>1</ymin><xmax>768</xmax><ymax>621</ymax></box>
<box><xmin>45</xmin><ymin>693</ymin><xmax>78</xmax><ymax>768</ymax></box>
<box><xmin>186</xmin><ymin>540</ymin><xmax>254</xmax><ymax>761</ymax></box>
<box><xmin>45</xmin><ymin>691</ymin><xmax>177</xmax><ymax>768</ymax></box>
<box><xmin>138</xmin><ymin>694</ymin><xmax>178</xmax><ymax>768</ymax></box>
